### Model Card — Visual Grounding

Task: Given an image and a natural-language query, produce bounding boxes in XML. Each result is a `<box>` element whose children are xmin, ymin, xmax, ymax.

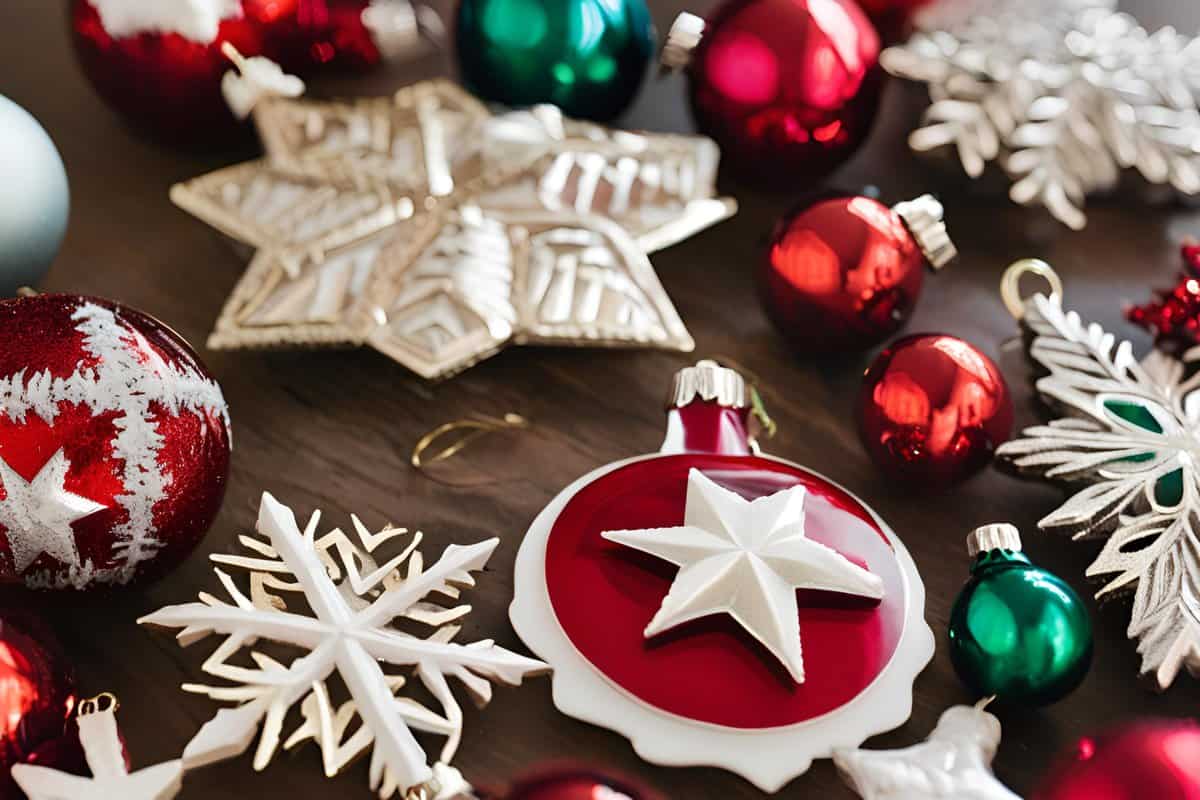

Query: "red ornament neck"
<box><xmin>662</xmin><ymin>400</ymin><xmax>754</xmax><ymax>456</ymax></box>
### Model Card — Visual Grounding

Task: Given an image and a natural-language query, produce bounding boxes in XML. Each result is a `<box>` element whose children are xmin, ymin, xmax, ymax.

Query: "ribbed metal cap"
<box><xmin>966</xmin><ymin>523</ymin><xmax>1023</xmax><ymax>558</ymax></box>
<box><xmin>667</xmin><ymin>360</ymin><xmax>748</xmax><ymax>409</ymax></box>
<box><xmin>893</xmin><ymin>194</ymin><xmax>957</xmax><ymax>271</ymax></box>
<box><xmin>661</xmin><ymin>12</ymin><xmax>706</xmax><ymax>72</ymax></box>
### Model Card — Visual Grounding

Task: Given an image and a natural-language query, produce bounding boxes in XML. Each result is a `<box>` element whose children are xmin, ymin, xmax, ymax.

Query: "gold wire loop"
<box><xmin>1001</xmin><ymin>259</ymin><xmax>1064</xmax><ymax>320</ymax></box>
<box><xmin>79</xmin><ymin>692</ymin><xmax>120</xmax><ymax>716</ymax></box>
<box><xmin>411</xmin><ymin>413</ymin><xmax>530</xmax><ymax>470</ymax></box>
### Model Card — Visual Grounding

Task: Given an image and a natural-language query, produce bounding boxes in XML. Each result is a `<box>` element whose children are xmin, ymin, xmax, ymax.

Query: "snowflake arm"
<box><xmin>140</xmin><ymin>492</ymin><xmax>549</xmax><ymax>796</ymax></box>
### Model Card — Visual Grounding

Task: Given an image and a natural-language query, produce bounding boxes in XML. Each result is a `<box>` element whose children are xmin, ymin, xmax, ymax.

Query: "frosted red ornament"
<box><xmin>857</xmin><ymin>333</ymin><xmax>1013</xmax><ymax>489</ymax></box>
<box><xmin>0</xmin><ymin>294</ymin><xmax>231</xmax><ymax>591</ymax></box>
<box><xmin>511</xmin><ymin>360</ymin><xmax>934</xmax><ymax>791</ymax></box>
<box><xmin>1033</xmin><ymin>719</ymin><xmax>1200</xmax><ymax>800</ymax></box>
<box><xmin>662</xmin><ymin>0</ymin><xmax>883</xmax><ymax>184</ymax></box>
<box><xmin>760</xmin><ymin>193</ymin><xmax>956</xmax><ymax>355</ymax></box>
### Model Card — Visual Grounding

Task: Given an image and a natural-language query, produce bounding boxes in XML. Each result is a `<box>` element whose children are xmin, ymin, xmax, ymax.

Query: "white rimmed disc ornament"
<box><xmin>509</xmin><ymin>360</ymin><xmax>934</xmax><ymax>792</ymax></box>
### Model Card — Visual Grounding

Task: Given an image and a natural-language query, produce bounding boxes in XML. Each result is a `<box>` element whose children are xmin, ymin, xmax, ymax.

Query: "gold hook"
<box><xmin>1000</xmin><ymin>259</ymin><xmax>1064</xmax><ymax>320</ymax></box>
<box><xmin>411</xmin><ymin>413</ymin><xmax>531</xmax><ymax>472</ymax></box>
<box><xmin>78</xmin><ymin>692</ymin><xmax>120</xmax><ymax>716</ymax></box>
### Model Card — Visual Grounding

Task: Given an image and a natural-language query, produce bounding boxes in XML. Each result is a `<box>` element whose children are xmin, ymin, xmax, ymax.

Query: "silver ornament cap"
<box><xmin>893</xmin><ymin>194</ymin><xmax>957</xmax><ymax>271</ymax></box>
<box><xmin>661</xmin><ymin>12</ymin><xmax>705</xmax><ymax>72</ymax></box>
<box><xmin>668</xmin><ymin>359</ymin><xmax>748</xmax><ymax>409</ymax></box>
<box><xmin>966</xmin><ymin>523</ymin><xmax>1023</xmax><ymax>558</ymax></box>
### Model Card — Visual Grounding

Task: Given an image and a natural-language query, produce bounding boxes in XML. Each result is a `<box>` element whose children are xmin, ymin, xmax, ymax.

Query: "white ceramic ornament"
<box><xmin>510</xmin><ymin>361</ymin><xmax>934</xmax><ymax>792</ymax></box>
<box><xmin>12</xmin><ymin>694</ymin><xmax>184</xmax><ymax>800</ymax></box>
<box><xmin>833</xmin><ymin>702</ymin><xmax>1021</xmax><ymax>800</ymax></box>
<box><xmin>141</xmin><ymin>493</ymin><xmax>548</xmax><ymax>799</ymax></box>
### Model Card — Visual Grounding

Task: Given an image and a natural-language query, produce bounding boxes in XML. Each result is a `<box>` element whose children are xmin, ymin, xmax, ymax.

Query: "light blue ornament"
<box><xmin>0</xmin><ymin>95</ymin><xmax>69</xmax><ymax>295</ymax></box>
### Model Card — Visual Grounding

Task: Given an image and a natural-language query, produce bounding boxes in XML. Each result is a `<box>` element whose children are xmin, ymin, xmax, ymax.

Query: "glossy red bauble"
<box><xmin>0</xmin><ymin>611</ymin><xmax>77</xmax><ymax>800</ymax></box>
<box><xmin>498</xmin><ymin>766</ymin><xmax>662</xmax><ymax>800</ymax></box>
<box><xmin>1033</xmin><ymin>719</ymin><xmax>1200</xmax><ymax>800</ymax></box>
<box><xmin>69</xmin><ymin>0</ymin><xmax>385</xmax><ymax>147</ymax></box>
<box><xmin>857</xmin><ymin>334</ymin><xmax>1012</xmax><ymax>489</ymax></box>
<box><xmin>0</xmin><ymin>294</ymin><xmax>231</xmax><ymax>591</ymax></box>
<box><xmin>761</xmin><ymin>194</ymin><xmax>928</xmax><ymax>354</ymax></box>
<box><xmin>671</xmin><ymin>0</ymin><xmax>882</xmax><ymax>184</ymax></box>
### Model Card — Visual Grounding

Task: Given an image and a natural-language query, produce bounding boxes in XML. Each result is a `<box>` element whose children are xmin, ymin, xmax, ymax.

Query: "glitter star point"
<box><xmin>0</xmin><ymin>450</ymin><xmax>106</xmax><ymax>574</ymax></box>
<box><xmin>602</xmin><ymin>469</ymin><xmax>884</xmax><ymax>684</ymax></box>
<box><xmin>172</xmin><ymin>78</ymin><xmax>734</xmax><ymax>380</ymax></box>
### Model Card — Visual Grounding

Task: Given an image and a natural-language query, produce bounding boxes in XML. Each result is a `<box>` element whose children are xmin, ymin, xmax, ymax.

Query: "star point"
<box><xmin>602</xmin><ymin>469</ymin><xmax>883</xmax><ymax>683</ymax></box>
<box><xmin>0</xmin><ymin>450</ymin><xmax>106</xmax><ymax>574</ymax></box>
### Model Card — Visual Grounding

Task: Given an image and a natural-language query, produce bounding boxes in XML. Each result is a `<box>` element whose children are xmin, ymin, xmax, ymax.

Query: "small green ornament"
<box><xmin>455</xmin><ymin>0</ymin><xmax>655</xmax><ymax>121</ymax></box>
<box><xmin>948</xmin><ymin>523</ymin><xmax>1092</xmax><ymax>706</ymax></box>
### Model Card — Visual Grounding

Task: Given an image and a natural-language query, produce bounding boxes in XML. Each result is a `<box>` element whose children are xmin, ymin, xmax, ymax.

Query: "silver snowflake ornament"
<box><xmin>883</xmin><ymin>0</ymin><xmax>1200</xmax><ymax>229</ymax></box>
<box><xmin>140</xmin><ymin>493</ymin><xmax>549</xmax><ymax>797</ymax></box>
<box><xmin>997</xmin><ymin>273</ymin><xmax>1200</xmax><ymax>690</ymax></box>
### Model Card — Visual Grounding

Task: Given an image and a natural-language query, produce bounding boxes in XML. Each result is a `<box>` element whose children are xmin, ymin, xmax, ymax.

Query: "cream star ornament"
<box><xmin>0</xmin><ymin>450</ymin><xmax>106</xmax><ymax>574</ymax></box>
<box><xmin>833</xmin><ymin>702</ymin><xmax>1021</xmax><ymax>800</ymax></box>
<box><xmin>170</xmin><ymin>58</ymin><xmax>735</xmax><ymax>380</ymax></box>
<box><xmin>601</xmin><ymin>469</ymin><xmax>884</xmax><ymax>683</ymax></box>
<box><xmin>12</xmin><ymin>694</ymin><xmax>183</xmax><ymax>800</ymax></box>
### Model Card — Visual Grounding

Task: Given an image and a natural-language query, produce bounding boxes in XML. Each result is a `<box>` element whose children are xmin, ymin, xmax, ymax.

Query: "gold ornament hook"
<box><xmin>1001</xmin><ymin>259</ymin><xmax>1063</xmax><ymax>320</ymax></box>
<box><xmin>78</xmin><ymin>692</ymin><xmax>120</xmax><ymax>716</ymax></box>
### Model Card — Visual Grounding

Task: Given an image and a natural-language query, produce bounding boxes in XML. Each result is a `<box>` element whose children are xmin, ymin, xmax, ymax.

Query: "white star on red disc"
<box><xmin>602</xmin><ymin>469</ymin><xmax>884</xmax><ymax>684</ymax></box>
<box><xmin>0</xmin><ymin>450</ymin><xmax>106</xmax><ymax>573</ymax></box>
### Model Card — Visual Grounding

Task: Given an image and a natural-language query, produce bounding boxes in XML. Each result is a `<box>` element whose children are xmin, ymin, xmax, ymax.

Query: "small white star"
<box><xmin>0</xmin><ymin>450</ymin><xmax>106</xmax><ymax>573</ymax></box>
<box><xmin>602</xmin><ymin>469</ymin><xmax>884</xmax><ymax>683</ymax></box>
<box><xmin>12</xmin><ymin>697</ymin><xmax>182</xmax><ymax>800</ymax></box>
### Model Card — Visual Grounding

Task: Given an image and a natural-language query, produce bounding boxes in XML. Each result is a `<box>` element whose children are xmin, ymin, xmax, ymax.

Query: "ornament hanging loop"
<box><xmin>79</xmin><ymin>692</ymin><xmax>119</xmax><ymax>716</ymax></box>
<box><xmin>1001</xmin><ymin>259</ymin><xmax>1064</xmax><ymax>320</ymax></box>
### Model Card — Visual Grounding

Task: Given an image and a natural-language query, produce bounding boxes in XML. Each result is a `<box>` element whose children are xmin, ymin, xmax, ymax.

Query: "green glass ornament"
<box><xmin>948</xmin><ymin>524</ymin><xmax>1092</xmax><ymax>706</ymax></box>
<box><xmin>455</xmin><ymin>0</ymin><xmax>655</xmax><ymax>121</ymax></box>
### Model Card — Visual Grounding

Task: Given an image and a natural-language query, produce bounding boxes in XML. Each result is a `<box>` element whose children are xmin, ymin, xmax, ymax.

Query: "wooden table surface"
<box><xmin>5</xmin><ymin>1</ymin><xmax>1200</xmax><ymax>797</ymax></box>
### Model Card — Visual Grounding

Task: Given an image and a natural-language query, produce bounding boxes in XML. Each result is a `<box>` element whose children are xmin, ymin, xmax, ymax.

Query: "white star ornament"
<box><xmin>602</xmin><ymin>468</ymin><xmax>884</xmax><ymax>684</ymax></box>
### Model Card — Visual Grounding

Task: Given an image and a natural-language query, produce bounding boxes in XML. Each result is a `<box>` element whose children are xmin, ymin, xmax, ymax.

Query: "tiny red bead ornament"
<box><xmin>761</xmin><ymin>193</ymin><xmax>956</xmax><ymax>355</ymax></box>
<box><xmin>1033</xmin><ymin>719</ymin><xmax>1200</xmax><ymax>800</ymax></box>
<box><xmin>858</xmin><ymin>334</ymin><xmax>1013</xmax><ymax>489</ymax></box>
<box><xmin>1126</xmin><ymin>243</ymin><xmax>1200</xmax><ymax>355</ymax></box>
<box><xmin>663</xmin><ymin>0</ymin><xmax>882</xmax><ymax>184</ymax></box>
<box><xmin>0</xmin><ymin>294</ymin><xmax>231</xmax><ymax>591</ymax></box>
<box><xmin>498</xmin><ymin>766</ymin><xmax>662</xmax><ymax>800</ymax></box>
<box><xmin>0</xmin><ymin>610</ymin><xmax>77</xmax><ymax>800</ymax></box>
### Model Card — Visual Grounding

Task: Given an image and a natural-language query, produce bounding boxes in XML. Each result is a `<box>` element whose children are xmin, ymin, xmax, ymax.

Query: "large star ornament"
<box><xmin>172</xmin><ymin>72</ymin><xmax>736</xmax><ymax>379</ymax></box>
<box><xmin>0</xmin><ymin>450</ymin><xmax>106</xmax><ymax>574</ymax></box>
<box><xmin>602</xmin><ymin>469</ymin><xmax>884</xmax><ymax>683</ymax></box>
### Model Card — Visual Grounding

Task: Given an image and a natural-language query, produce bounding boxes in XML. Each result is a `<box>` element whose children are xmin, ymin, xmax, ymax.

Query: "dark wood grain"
<box><xmin>4</xmin><ymin>1</ymin><xmax>1200</xmax><ymax>797</ymax></box>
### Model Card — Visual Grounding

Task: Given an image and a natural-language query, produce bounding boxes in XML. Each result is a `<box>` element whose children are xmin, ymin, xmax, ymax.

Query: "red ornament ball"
<box><xmin>0</xmin><ymin>611</ymin><xmax>77</xmax><ymax>800</ymax></box>
<box><xmin>668</xmin><ymin>0</ymin><xmax>882</xmax><ymax>184</ymax></box>
<box><xmin>499</xmin><ymin>766</ymin><xmax>662</xmax><ymax>800</ymax></box>
<box><xmin>1034</xmin><ymin>719</ymin><xmax>1200</xmax><ymax>800</ymax></box>
<box><xmin>760</xmin><ymin>193</ymin><xmax>953</xmax><ymax>354</ymax></box>
<box><xmin>0</xmin><ymin>294</ymin><xmax>231</xmax><ymax>591</ymax></box>
<box><xmin>857</xmin><ymin>334</ymin><xmax>1012</xmax><ymax>489</ymax></box>
<box><xmin>856</xmin><ymin>0</ymin><xmax>934</xmax><ymax>42</ymax></box>
<box><xmin>69</xmin><ymin>0</ymin><xmax>387</xmax><ymax>146</ymax></box>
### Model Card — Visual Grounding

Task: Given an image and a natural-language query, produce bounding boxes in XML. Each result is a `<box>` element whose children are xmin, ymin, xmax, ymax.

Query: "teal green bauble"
<box><xmin>455</xmin><ymin>0</ymin><xmax>655</xmax><ymax>121</ymax></box>
<box><xmin>948</xmin><ymin>524</ymin><xmax>1092</xmax><ymax>706</ymax></box>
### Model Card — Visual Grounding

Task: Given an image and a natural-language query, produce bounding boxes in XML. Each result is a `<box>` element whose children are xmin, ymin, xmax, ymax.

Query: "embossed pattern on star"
<box><xmin>602</xmin><ymin>469</ymin><xmax>884</xmax><ymax>684</ymax></box>
<box><xmin>171</xmin><ymin>82</ymin><xmax>735</xmax><ymax>379</ymax></box>
<box><xmin>0</xmin><ymin>450</ymin><xmax>106</xmax><ymax>574</ymax></box>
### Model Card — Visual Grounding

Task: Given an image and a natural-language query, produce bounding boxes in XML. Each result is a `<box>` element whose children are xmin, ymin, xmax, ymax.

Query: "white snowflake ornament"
<box><xmin>140</xmin><ymin>492</ymin><xmax>548</xmax><ymax>797</ymax></box>
<box><xmin>996</xmin><ymin>260</ymin><xmax>1200</xmax><ymax>690</ymax></box>
<box><xmin>12</xmin><ymin>694</ymin><xmax>184</xmax><ymax>800</ymax></box>
<box><xmin>883</xmin><ymin>0</ymin><xmax>1200</xmax><ymax>229</ymax></box>
<box><xmin>833</xmin><ymin>702</ymin><xmax>1021</xmax><ymax>800</ymax></box>
<box><xmin>602</xmin><ymin>469</ymin><xmax>884</xmax><ymax>684</ymax></box>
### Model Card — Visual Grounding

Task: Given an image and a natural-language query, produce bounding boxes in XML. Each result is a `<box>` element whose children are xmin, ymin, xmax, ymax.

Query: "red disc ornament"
<box><xmin>760</xmin><ymin>193</ymin><xmax>956</xmax><ymax>355</ymax></box>
<box><xmin>1033</xmin><ymin>719</ymin><xmax>1200</xmax><ymax>800</ymax></box>
<box><xmin>858</xmin><ymin>333</ymin><xmax>1013</xmax><ymax>489</ymax></box>
<box><xmin>0</xmin><ymin>610</ymin><xmax>77</xmax><ymax>800</ymax></box>
<box><xmin>0</xmin><ymin>294</ymin><xmax>231</xmax><ymax>591</ymax></box>
<box><xmin>661</xmin><ymin>0</ymin><xmax>883</xmax><ymax>184</ymax></box>
<box><xmin>510</xmin><ymin>361</ymin><xmax>934</xmax><ymax>792</ymax></box>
